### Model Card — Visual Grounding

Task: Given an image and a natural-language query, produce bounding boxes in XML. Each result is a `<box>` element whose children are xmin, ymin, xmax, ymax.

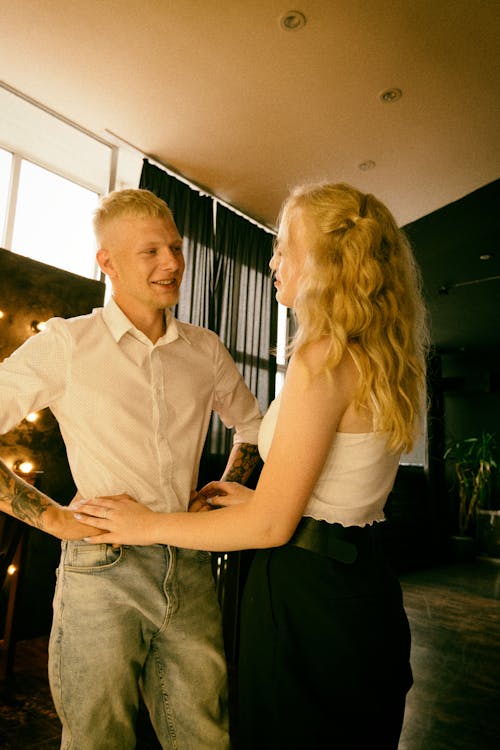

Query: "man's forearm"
<box><xmin>0</xmin><ymin>457</ymin><xmax>98</xmax><ymax>539</ymax></box>
<box><xmin>220</xmin><ymin>442</ymin><xmax>261</xmax><ymax>485</ymax></box>
<box><xmin>0</xmin><ymin>458</ymin><xmax>52</xmax><ymax>529</ymax></box>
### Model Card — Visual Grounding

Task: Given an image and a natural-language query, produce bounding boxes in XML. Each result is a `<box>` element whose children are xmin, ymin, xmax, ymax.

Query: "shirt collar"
<box><xmin>102</xmin><ymin>298</ymin><xmax>191</xmax><ymax>346</ymax></box>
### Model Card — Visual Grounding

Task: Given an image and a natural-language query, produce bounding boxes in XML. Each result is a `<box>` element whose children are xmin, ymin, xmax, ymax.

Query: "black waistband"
<box><xmin>288</xmin><ymin>517</ymin><xmax>380</xmax><ymax>564</ymax></box>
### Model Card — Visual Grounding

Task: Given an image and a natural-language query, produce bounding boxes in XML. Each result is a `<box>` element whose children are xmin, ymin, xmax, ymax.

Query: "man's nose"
<box><xmin>158</xmin><ymin>247</ymin><xmax>180</xmax><ymax>269</ymax></box>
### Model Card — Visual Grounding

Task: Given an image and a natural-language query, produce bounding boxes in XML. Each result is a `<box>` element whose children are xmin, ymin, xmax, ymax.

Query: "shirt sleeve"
<box><xmin>212</xmin><ymin>338</ymin><xmax>263</xmax><ymax>445</ymax></box>
<box><xmin>0</xmin><ymin>318</ymin><xmax>69</xmax><ymax>434</ymax></box>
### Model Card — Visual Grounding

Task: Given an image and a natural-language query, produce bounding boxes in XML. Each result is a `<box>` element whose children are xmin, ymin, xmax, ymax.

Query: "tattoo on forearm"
<box><xmin>0</xmin><ymin>462</ymin><xmax>49</xmax><ymax>529</ymax></box>
<box><xmin>222</xmin><ymin>443</ymin><xmax>260</xmax><ymax>484</ymax></box>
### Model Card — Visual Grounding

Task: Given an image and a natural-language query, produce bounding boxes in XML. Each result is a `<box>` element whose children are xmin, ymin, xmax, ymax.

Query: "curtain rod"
<box><xmin>105</xmin><ymin>129</ymin><xmax>276</xmax><ymax>236</ymax></box>
<box><xmin>0</xmin><ymin>80</ymin><xmax>116</xmax><ymax>150</ymax></box>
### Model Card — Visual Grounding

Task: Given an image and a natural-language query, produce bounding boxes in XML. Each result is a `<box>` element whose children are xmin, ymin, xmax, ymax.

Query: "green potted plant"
<box><xmin>444</xmin><ymin>432</ymin><xmax>498</xmax><ymax>559</ymax></box>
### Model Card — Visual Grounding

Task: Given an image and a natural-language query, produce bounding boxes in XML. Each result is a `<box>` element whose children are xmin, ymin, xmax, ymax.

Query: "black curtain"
<box><xmin>214</xmin><ymin>202</ymin><xmax>276</xmax><ymax>412</ymax></box>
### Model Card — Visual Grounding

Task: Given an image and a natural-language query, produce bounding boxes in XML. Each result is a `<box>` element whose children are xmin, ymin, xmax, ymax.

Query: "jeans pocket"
<box><xmin>63</xmin><ymin>541</ymin><xmax>123</xmax><ymax>572</ymax></box>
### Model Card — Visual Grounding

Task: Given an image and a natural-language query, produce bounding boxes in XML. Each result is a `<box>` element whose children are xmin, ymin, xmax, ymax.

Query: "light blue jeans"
<box><xmin>49</xmin><ymin>541</ymin><xmax>229</xmax><ymax>750</ymax></box>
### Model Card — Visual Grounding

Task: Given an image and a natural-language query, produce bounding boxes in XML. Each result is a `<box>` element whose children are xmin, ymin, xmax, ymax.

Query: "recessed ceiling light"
<box><xmin>280</xmin><ymin>10</ymin><xmax>307</xmax><ymax>31</ymax></box>
<box><xmin>358</xmin><ymin>160</ymin><xmax>376</xmax><ymax>171</ymax></box>
<box><xmin>379</xmin><ymin>88</ymin><xmax>403</xmax><ymax>103</ymax></box>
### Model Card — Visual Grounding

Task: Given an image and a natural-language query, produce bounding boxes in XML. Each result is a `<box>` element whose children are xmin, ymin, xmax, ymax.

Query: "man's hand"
<box><xmin>188</xmin><ymin>490</ymin><xmax>213</xmax><ymax>513</ymax></box>
<box><xmin>198</xmin><ymin>480</ymin><xmax>254</xmax><ymax>508</ymax></box>
<box><xmin>0</xmin><ymin>458</ymin><xmax>103</xmax><ymax>540</ymax></box>
<box><xmin>47</xmin><ymin>504</ymin><xmax>104</xmax><ymax>540</ymax></box>
<box><xmin>187</xmin><ymin>443</ymin><xmax>259</xmax><ymax>513</ymax></box>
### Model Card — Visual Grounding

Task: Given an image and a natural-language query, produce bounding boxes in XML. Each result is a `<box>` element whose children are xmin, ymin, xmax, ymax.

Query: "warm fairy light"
<box><xmin>31</xmin><ymin>320</ymin><xmax>47</xmax><ymax>332</ymax></box>
<box><xmin>0</xmin><ymin>310</ymin><xmax>4</xmax><ymax>319</ymax></box>
<box><xmin>17</xmin><ymin>460</ymin><xmax>34</xmax><ymax>474</ymax></box>
<box><xmin>7</xmin><ymin>564</ymin><xmax>17</xmax><ymax>576</ymax></box>
<box><xmin>26</xmin><ymin>412</ymin><xmax>40</xmax><ymax>422</ymax></box>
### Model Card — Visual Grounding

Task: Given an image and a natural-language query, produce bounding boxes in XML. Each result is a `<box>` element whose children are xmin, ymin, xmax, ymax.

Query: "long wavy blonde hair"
<box><xmin>280</xmin><ymin>182</ymin><xmax>429</xmax><ymax>453</ymax></box>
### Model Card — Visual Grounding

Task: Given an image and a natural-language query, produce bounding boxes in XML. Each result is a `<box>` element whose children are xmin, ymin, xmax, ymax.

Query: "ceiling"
<box><xmin>1</xmin><ymin>0</ymin><xmax>499</xmax><ymax>360</ymax></box>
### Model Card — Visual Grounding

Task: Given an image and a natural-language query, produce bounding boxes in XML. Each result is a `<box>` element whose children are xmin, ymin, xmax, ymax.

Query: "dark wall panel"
<box><xmin>0</xmin><ymin>248</ymin><xmax>105</xmax><ymax>637</ymax></box>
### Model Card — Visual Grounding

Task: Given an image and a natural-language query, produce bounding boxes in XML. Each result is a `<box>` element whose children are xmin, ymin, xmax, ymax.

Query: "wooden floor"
<box><xmin>399</xmin><ymin>558</ymin><xmax>500</xmax><ymax>750</ymax></box>
<box><xmin>0</xmin><ymin>558</ymin><xmax>499</xmax><ymax>749</ymax></box>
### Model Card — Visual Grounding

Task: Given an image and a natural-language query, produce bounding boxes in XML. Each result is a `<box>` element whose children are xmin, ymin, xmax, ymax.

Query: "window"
<box><xmin>275</xmin><ymin>303</ymin><xmax>288</xmax><ymax>394</ymax></box>
<box><xmin>400</xmin><ymin>408</ymin><xmax>428</xmax><ymax>467</ymax></box>
<box><xmin>0</xmin><ymin>83</ymin><xmax>142</xmax><ymax>280</ymax></box>
<box><xmin>0</xmin><ymin>148</ymin><xmax>12</xmax><ymax>240</ymax></box>
<box><xmin>11</xmin><ymin>159</ymin><xmax>99</xmax><ymax>278</ymax></box>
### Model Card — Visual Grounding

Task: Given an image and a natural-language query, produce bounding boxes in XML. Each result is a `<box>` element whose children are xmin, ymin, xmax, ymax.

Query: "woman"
<box><xmin>76</xmin><ymin>182</ymin><xmax>429</xmax><ymax>749</ymax></box>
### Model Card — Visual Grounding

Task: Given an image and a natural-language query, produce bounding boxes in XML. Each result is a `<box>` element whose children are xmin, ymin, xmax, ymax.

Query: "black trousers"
<box><xmin>237</xmin><ymin>525</ymin><xmax>412</xmax><ymax>749</ymax></box>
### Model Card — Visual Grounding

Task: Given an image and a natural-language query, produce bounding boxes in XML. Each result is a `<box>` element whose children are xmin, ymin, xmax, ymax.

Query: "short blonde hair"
<box><xmin>280</xmin><ymin>182</ymin><xmax>429</xmax><ymax>452</ymax></box>
<box><xmin>93</xmin><ymin>189</ymin><xmax>174</xmax><ymax>244</ymax></box>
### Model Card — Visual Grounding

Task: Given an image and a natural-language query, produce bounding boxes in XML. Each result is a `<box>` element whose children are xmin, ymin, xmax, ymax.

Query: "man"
<box><xmin>0</xmin><ymin>189</ymin><xmax>262</xmax><ymax>749</ymax></box>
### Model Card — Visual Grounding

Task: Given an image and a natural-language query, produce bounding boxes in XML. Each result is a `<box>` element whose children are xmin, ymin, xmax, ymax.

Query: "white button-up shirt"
<box><xmin>0</xmin><ymin>299</ymin><xmax>262</xmax><ymax>512</ymax></box>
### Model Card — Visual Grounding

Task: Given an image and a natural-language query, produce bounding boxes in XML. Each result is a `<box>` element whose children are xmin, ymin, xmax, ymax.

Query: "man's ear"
<box><xmin>96</xmin><ymin>248</ymin><xmax>116</xmax><ymax>278</ymax></box>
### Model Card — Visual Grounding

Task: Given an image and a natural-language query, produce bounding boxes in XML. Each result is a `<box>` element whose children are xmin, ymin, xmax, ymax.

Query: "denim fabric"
<box><xmin>49</xmin><ymin>542</ymin><xmax>229</xmax><ymax>750</ymax></box>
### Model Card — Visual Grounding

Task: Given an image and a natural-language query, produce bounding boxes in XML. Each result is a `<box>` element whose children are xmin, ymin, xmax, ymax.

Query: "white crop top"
<box><xmin>258</xmin><ymin>390</ymin><xmax>400</xmax><ymax>527</ymax></box>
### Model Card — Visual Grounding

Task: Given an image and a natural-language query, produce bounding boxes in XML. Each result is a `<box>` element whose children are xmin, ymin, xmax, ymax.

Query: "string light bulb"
<box><xmin>31</xmin><ymin>320</ymin><xmax>47</xmax><ymax>333</ymax></box>
<box><xmin>13</xmin><ymin>459</ymin><xmax>35</xmax><ymax>474</ymax></box>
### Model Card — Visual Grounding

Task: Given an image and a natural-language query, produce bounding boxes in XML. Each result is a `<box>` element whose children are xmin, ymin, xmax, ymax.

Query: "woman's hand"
<box><xmin>73</xmin><ymin>494</ymin><xmax>158</xmax><ymax>545</ymax></box>
<box><xmin>198</xmin><ymin>481</ymin><xmax>254</xmax><ymax>508</ymax></box>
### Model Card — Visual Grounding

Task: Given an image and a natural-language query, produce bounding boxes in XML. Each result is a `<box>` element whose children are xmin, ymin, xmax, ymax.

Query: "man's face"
<box><xmin>97</xmin><ymin>213</ymin><xmax>185</xmax><ymax>316</ymax></box>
